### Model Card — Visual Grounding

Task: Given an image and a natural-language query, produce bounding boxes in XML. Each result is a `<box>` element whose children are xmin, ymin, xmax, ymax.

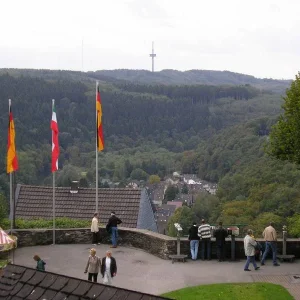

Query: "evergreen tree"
<box><xmin>267</xmin><ymin>73</ymin><xmax>300</xmax><ymax>164</ymax></box>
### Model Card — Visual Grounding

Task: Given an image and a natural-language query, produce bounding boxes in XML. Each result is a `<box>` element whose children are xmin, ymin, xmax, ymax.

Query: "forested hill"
<box><xmin>91</xmin><ymin>69</ymin><xmax>291</xmax><ymax>93</ymax></box>
<box><xmin>1</xmin><ymin>68</ymin><xmax>298</xmax><ymax>236</ymax></box>
<box><xmin>0</xmin><ymin>68</ymin><xmax>291</xmax><ymax>94</ymax></box>
<box><xmin>0</xmin><ymin>68</ymin><xmax>284</xmax><ymax>198</ymax></box>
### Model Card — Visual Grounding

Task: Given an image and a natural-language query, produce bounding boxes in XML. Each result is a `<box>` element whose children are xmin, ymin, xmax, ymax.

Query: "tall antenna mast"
<box><xmin>149</xmin><ymin>41</ymin><xmax>156</xmax><ymax>72</ymax></box>
<box><xmin>81</xmin><ymin>38</ymin><xmax>84</xmax><ymax>72</ymax></box>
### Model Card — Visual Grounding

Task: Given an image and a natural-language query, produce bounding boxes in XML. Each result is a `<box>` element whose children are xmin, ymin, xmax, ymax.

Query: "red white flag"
<box><xmin>51</xmin><ymin>101</ymin><xmax>59</xmax><ymax>172</ymax></box>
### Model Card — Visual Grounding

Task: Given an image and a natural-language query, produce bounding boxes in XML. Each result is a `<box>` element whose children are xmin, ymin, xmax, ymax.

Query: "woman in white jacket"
<box><xmin>244</xmin><ymin>229</ymin><xmax>260</xmax><ymax>271</ymax></box>
<box><xmin>91</xmin><ymin>213</ymin><xmax>100</xmax><ymax>245</ymax></box>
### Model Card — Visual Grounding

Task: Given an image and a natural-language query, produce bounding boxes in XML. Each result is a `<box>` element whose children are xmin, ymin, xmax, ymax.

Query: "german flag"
<box><xmin>96</xmin><ymin>83</ymin><xmax>104</xmax><ymax>151</ymax></box>
<box><xmin>7</xmin><ymin>100</ymin><xmax>18</xmax><ymax>173</ymax></box>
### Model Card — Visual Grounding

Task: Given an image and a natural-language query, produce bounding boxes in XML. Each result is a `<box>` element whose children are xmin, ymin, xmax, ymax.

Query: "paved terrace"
<box><xmin>13</xmin><ymin>244</ymin><xmax>300</xmax><ymax>298</ymax></box>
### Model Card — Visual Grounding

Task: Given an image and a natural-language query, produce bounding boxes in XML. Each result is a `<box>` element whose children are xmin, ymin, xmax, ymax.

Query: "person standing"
<box><xmin>261</xmin><ymin>222</ymin><xmax>280</xmax><ymax>266</ymax></box>
<box><xmin>244</xmin><ymin>229</ymin><xmax>260</xmax><ymax>271</ymax></box>
<box><xmin>84</xmin><ymin>248</ymin><xmax>101</xmax><ymax>282</ymax></box>
<box><xmin>188</xmin><ymin>222</ymin><xmax>200</xmax><ymax>260</ymax></box>
<box><xmin>198</xmin><ymin>219</ymin><xmax>212</xmax><ymax>260</ymax></box>
<box><xmin>33</xmin><ymin>255</ymin><xmax>46</xmax><ymax>271</ymax></box>
<box><xmin>91</xmin><ymin>213</ymin><xmax>100</xmax><ymax>245</ymax></box>
<box><xmin>106</xmin><ymin>212</ymin><xmax>122</xmax><ymax>248</ymax></box>
<box><xmin>213</xmin><ymin>222</ymin><xmax>228</xmax><ymax>262</ymax></box>
<box><xmin>101</xmin><ymin>250</ymin><xmax>117</xmax><ymax>285</ymax></box>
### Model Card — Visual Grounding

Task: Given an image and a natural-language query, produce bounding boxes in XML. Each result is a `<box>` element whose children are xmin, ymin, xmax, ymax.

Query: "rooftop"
<box><xmin>0</xmin><ymin>264</ymin><xmax>169</xmax><ymax>300</ymax></box>
<box><xmin>15</xmin><ymin>185</ymin><xmax>143</xmax><ymax>228</ymax></box>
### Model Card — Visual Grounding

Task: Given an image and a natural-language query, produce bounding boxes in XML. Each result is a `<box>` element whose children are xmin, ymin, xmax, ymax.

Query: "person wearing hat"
<box><xmin>106</xmin><ymin>212</ymin><xmax>122</xmax><ymax>248</ymax></box>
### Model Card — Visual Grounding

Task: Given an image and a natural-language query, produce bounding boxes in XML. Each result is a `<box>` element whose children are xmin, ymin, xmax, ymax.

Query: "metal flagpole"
<box><xmin>10</xmin><ymin>173</ymin><xmax>13</xmax><ymax>234</ymax></box>
<box><xmin>96</xmin><ymin>82</ymin><xmax>98</xmax><ymax>213</ymax></box>
<box><xmin>52</xmin><ymin>99</ymin><xmax>56</xmax><ymax>245</ymax></box>
<box><xmin>8</xmin><ymin>99</ymin><xmax>13</xmax><ymax>235</ymax></box>
<box><xmin>53</xmin><ymin>172</ymin><xmax>55</xmax><ymax>244</ymax></box>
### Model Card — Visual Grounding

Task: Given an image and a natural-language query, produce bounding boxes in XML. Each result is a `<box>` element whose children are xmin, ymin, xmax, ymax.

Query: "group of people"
<box><xmin>32</xmin><ymin>215</ymin><xmax>280</xmax><ymax>286</ymax></box>
<box><xmin>189</xmin><ymin>220</ymin><xmax>228</xmax><ymax>262</ymax></box>
<box><xmin>91</xmin><ymin>211</ymin><xmax>122</xmax><ymax>248</ymax></box>
<box><xmin>244</xmin><ymin>222</ymin><xmax>280</xmax><ymax>271</ymax></box>
<box><xmin>84</xmin><ymin>249</ymin><xmax>117</xmax><ymax>285</ymax></box>
<box><xmin>32</xmin><ymin>211</ymin><xmax>122</xmax><ymax>285</ymax></box>
<box><xmin>189</xmin><ymin>220</ymin><xmax>281</xmax><ymax>270</ymax></box>
<box><xmin>33</xmin><ymin>249</ymin><xmax>117</xmax><ymax>285</ymax></box>
<box><xmin>87</xmin><ymin>211</ymin><xmax>122</xmax><ymax>284</ymax></box>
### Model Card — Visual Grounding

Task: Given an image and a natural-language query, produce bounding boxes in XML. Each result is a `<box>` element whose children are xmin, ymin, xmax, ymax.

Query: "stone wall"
<box><xmin>10</xmin><ymin>228</ymin><xmax>300</xmax><ymax>260</ymax></box>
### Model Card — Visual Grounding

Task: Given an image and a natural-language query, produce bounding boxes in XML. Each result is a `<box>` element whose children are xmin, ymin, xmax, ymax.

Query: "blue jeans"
<box><xmin>190</xmin><ymin>240</ymin><xmax>199</xmax><ymax>260</ymax></box>
<box><xmin>244</xmin><ymin>256</ymin><xmax>257</xmax><ymax>270</ymax></box>
<box><xmin>111</xmin><ymin>227</ymin><xmax>118</xmax><ymax>246</ymax></box>
<box><xmin>261</xmin><ymin>241</ymin><xmax>278</xmax><ymax>265</ymax></box>
<box><xmin>201</xmin><ymin>239</ymin><xmax>211</xmax><ymax>260</ymax></box>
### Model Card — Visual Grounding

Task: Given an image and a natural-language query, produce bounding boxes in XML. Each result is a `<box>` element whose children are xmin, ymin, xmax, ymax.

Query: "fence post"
<box><xmin>282</xmin><ymin>225</ymin><xmax>287</xmax><ymax>256</ymax></box>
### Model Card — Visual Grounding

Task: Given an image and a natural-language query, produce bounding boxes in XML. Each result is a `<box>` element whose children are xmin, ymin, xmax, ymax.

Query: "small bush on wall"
<box><xmin>1</xmin><ymin>218</ymin><xmax>90</xmax><ymax>229</ymax></box>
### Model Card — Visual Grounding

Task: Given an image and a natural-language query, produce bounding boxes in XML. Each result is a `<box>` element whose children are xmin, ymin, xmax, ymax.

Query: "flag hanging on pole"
<box><xmin>51</xmin><ymin>100</ymin><xmax>59</xmax><ymax>172</ymax></box>
<box><xmin>7</xmin><ymin>100</ymin><xmax>18</xmax><ymax>174</ymax></box>
<box><xmin>96</xmin><ymin>83</ymin><xmax>104</xmax><ymax>151</ymax></box>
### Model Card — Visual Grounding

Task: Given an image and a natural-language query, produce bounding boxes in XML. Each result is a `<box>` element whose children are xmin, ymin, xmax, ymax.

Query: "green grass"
<box><xmin>161</xmin><ymin>283</ymin><xmax>293</xmax><ymax>300</ymax></box>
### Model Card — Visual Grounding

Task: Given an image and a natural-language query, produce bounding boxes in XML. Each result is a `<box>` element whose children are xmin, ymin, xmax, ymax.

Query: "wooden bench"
<box><xmin>169</xmin><ymin>254</ymin><xmax>188</xmax><ymax>264</ymax></box>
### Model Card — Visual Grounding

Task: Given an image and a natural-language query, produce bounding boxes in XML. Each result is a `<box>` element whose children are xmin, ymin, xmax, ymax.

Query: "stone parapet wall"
<box><xmin>10</xmin><ymin>228</ymin><xmax>300</xmax><ymax>260</ymax></box>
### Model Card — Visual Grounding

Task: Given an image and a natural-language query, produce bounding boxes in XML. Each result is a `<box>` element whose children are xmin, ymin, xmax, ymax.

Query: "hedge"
<box><xmin>1</xmin><ymin>218</ymin><xmax>91</xmax><ymax>229</ymax></box>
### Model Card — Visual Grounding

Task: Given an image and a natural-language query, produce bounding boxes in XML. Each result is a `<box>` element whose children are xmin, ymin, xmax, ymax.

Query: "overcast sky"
<box><xmin>1</xmin><ymin>0</ymin><xmax>300</xmax><ymax>79</ymax></box>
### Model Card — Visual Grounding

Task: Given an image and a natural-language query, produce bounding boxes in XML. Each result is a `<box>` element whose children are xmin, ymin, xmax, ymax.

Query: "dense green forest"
<box><xmin>0</xmin><ymin>68</ymin><xmax>299</xmax><ymax>236</ymax></box>
<box><xmin>167</xmin><ymin>121</ymin><xmax>300</xmax><ymax>236</ymax></box>
<box><xmin>91</xmin><ymin>69</ymin><xmax>291</xmax><ymax>93</ymax></box>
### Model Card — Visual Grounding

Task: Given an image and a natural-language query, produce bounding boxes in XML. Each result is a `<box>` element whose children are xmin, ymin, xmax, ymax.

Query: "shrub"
<box><xmin>1</xmin><ymin>218</ymin><xmax>90</xmax><ymax>230</ymax></box>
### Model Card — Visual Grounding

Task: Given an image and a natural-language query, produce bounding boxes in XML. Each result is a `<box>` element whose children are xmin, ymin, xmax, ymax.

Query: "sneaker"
<box><xmin>255</xmin><ymin>267</ymin><xmax>260</xmax><ymax>270</ymax></box>
<box><xmin>273</xmin><ymin>263</ymin><xmax>280</xmax><ymax>266</ymax></box>
<box><xmin>244</xmin><ymin>269</ymin><xmax>251</xmax><ymax>271</ymax></box>
<box><xmin>261</xmin><ymin>263</ymin><xmax>265</xmax><ymax>266</ymax></box>
<box><xmin>92</xmin><ymin>244</ymin><xmax>96</xmax><ymax>246</ymax></box>
<box><xmin>97</xmin><ymin>243</ymin><xmax>101</xmax><ymax>245</ymax></box>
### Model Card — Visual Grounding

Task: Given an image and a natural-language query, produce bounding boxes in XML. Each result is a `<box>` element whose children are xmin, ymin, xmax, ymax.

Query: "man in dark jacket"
<box><xmin>106</xmin><ymin>211</ymin><xmax>122</xmax><ymax>248</ymax></box>
<box><xmin>213</xmin><ymin>222</ymin><xmax>228</xmax><ymax>262</ymax></box>
<box><xmin>101</xmin><ymin>250</ymin><xmax>117</xmax><ymax>285</ymax></box>
<box><xmin>188</xmin><ymin>222</ymin><xmax>200</xmax><ymax>260</ymax></box>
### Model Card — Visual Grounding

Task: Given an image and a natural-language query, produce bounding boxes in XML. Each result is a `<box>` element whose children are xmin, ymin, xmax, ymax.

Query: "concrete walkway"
<box><xmin>13</xmin><ymin>244</ymin><xmax>300</xmax><ymax>297</ymax></box>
